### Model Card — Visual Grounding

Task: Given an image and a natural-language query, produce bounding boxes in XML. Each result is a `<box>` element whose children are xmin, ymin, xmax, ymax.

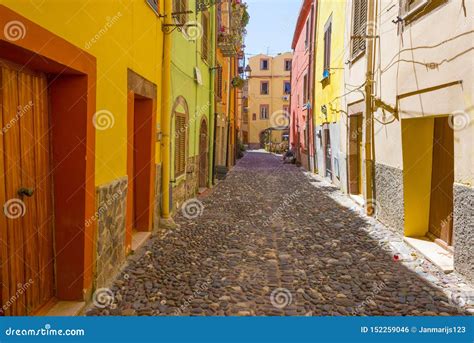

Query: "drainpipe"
<box><xmin>364</xmin><ymin>0</ymin><xmax>376</xmax><ymax>215</ymax></box>
<box><xmin>160</xmin><ymin>0</ymin><xmax>172</xmax><ymax>223</ymax></box>
<box><xmin>209</xmin><ymin>6</ymin><xmax>216</xmax><ymax>186</ymax></box>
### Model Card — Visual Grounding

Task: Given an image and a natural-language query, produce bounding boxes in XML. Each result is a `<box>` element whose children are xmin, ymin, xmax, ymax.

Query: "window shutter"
<box><xmin>175</xmin><ymin>113</ymin><xmax>187</xmax><ymax>176</ymax></box>
<box><xmin>217</xmin><ymin>65</ymin><xmax>223</xmax><ymax>99</ymax></box>
<box><xmin>201</xmin><ymin>12</ymin><xmax>209</xmax><ymax>62</ymax></box>
<box><xmin>352</xmin><ymin>0</ymin><xmax>367</xmax><ymax>57</ymax></box>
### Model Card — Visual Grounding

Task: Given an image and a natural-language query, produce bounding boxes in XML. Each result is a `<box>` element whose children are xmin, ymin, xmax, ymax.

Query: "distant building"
<box><xmin>247</xmin><ymin>52</ymin><xmax>292</xmax><ymax>150</ymax></box>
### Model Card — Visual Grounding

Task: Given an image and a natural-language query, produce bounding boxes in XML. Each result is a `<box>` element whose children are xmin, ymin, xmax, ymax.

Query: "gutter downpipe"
<box><xmin>364</xmin><ymin>0</ymin><xmax>376</xmax><ymax>215</ymax></box>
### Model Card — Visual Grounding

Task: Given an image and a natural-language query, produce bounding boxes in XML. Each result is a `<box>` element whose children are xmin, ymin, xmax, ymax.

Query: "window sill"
<box><xmin>401</xmin><ymin>0</ymin><xmax>429</xmax><ymax>21</ymax></box>
<box><xmin>349</xmin><ymin>49</ymin><xmax>365</xmax><ymax>66</ymax></box>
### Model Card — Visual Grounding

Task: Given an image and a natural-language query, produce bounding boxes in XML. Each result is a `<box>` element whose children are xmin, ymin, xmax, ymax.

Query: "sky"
<box><xmin>244</xmin><ymin>0</ymin><xmax>302</xmax><ymax>57</ymax></box>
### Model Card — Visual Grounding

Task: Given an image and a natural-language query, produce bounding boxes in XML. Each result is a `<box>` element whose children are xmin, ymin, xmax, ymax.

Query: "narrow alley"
<box><xmin>87</xmin><ymin>152</ymin><xmax>472</xmax><ymax>316</ymax></box>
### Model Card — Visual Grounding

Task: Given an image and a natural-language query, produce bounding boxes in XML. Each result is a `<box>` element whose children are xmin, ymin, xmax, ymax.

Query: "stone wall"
<box><xmin>153</xmin><ymin>163</ymin><xmax>162</xmax><ymax>231</ymax></box>
<box><xmin>374</xmin><ymin>163</ymin><xmax>404</xmax><ymax>234</ymax></box>
<box><xmin>172</xmin><ymin>156</ymin><xmax>199</xmax><ymax>213</ymax></box>
<box><xmin>453</xmin><ymin>182</ymin><xmax>474</xmax><ymax>280</ymax></box>
<box><xmin>95</xmin><ymin>176</ymin><xmax>128</xmax><ymax>288</ymax></box>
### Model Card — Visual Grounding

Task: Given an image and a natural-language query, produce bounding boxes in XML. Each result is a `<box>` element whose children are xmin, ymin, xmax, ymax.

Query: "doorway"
<box><xmin>199</xmin><ymin>118</ymin><xmax>208</xmax><ymax>188</ymax></box>
<box><xmin>0</xmin><ymin>61</ymin><xmax>54</xmax><ymax>315</ymax></box>
<box><xmin>323</xmin><ymin>127</ymin><xmax>332</xmax><ymax>178</ymax></box>
<box><xmin>127</xmin><ymin>93</ymin><xmax>154</xmax><ymax>236</ymax></box>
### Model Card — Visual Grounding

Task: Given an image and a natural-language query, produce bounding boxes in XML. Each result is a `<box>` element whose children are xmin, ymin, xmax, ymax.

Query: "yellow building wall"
<box><xmin>2</xmin><ymin>0</ymin><xmax>164</xmax><ymax>186</ymax></box>
<box><xmin>314</xmin><ymin>1</ymin><xmax>345</xmax><ymax>125</ymax></box>
<box><xmin>248</xmin><ymin>52</ymin><xmax>291</xmax><ymax>145</ymax></box>
<box><xmin>401</xmin><ymin>118</ymin><xmax>434</xmax><ymax>237</ymax></box>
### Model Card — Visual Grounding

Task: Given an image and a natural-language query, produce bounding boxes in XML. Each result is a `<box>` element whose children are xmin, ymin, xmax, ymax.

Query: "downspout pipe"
<box><xmin>364</xmin><ymin>0</ymin><xmax>377</xmax><ymax>215</ymax></box>
<box><xmin>160</xmin><ymin>0</ymin><xmax>173</xmax><ymax>224</ymax></box>
<box><xmin>209</xmin><ymin>5</ymin><xmax>217</xmax><ymax>186</ymax></box>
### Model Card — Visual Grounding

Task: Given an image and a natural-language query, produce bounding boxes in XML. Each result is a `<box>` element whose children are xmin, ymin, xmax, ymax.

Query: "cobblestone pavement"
<box><xmin>88</xmin><ymin>151</ymin><xmax>474</xmax><ymax>316</ymax></box>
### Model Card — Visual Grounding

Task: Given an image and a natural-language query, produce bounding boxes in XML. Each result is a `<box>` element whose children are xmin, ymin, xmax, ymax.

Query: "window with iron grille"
<box><xmin>284</xmin><ymin>81</ymin><xmax>291</xmax><ymax>95</ymax></box>
<box><xmin>260</xmin><ymin>81</ymin><xmax>269</xmax><ymax>95</ymax></box>
<box><xmin>216</xmin><ymin>64</ymin><xmax>223</xmax><ymax>100</ymax></box>
<box><xmin>323</xmin><ymin>17</ymin><xmax>332</xmax><ymax>73</ymax></box>
<box><xmin>201</xmin><ymin>11</ymin><xmax>210</xmax><ymax>63</ymax></box>
<box><xmin>173</xmin><ymin>0</ymin><xmax>187</xmax><ymax>25</ymax></box>
<box><xmin>351</xmin><ymin>0</ymin><xmax>367</xmax><ymax>58</ymax></box>
<box><xmin>175</xmin><ymin>112</ymin><xmax>187</xmax><ymax>177</ymax></box>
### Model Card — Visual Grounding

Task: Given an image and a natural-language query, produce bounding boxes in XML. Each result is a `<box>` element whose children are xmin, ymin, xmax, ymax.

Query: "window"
<box><xmin>260</xmin><ymin>59</ymin><xmax>269</xmax><ymax>70</ymax></box>
<box><xmin>401</xmin><ymin>0</ymin><xmax>429</xmax><ymax>17</ymax></box>
<box><xmin>304</xmin><ymin>18</ymin><xmax>310</xmax><ymax>49</ymax></box>
<box><xmin>284</xmin><ymin>81</ymin><xmax>291</xmax><ymax>95</ymax></box>
<box><xmin>173</xmin><ymin>0</ymin><xmax>187</xmax><ymax>24</ymax></box>
<box><xmin>260</xmin><ymin>105</ymin><xmax>269</xmax><ymax>120</ymax></box>
<box><xmin>284</xmin><ymin>59</ymin><xmax>292</xmax><ymax>71</ymax></box>
<box><xmin>243</xmin><ymin>113</ymin><xmax>249</xmax><ymax>124</ymax></box>
<box><xmin>216</xmin><ymin>64</ymin><xmax>223</xmax><ymax>99</ymax></box>
<box><xmin>201</xmin><ymin>11</ymin><xmax>210</xmax><ymax>63</ymax></box>
<box><xmin>351</xmin><ymin>0</ymin><xmax>368</xmax><ymax>58</ymax></box>
<box><xmin>323</xmin><ymin>17</ymin><xmax>332</xmax><ymax>74</ymax></box>
<box><xmin>303</xmin><ymin>74</ymin><xmax>308</xmax><ymax>103</ymax></box>
<box><xmin>175</xmin><ymin>112</ymin><xmax>187</xmax><ymax>177</ymax></box>
<box><xmin>260</xmin><ymin>81</ymin><xmax>269</xmax><ymax>95</ymax></box>
<box><xmin>283</xmin><ymin>105</ymin><xmax>289</xmax><ymax>115</ymax></box>
<box><xmin>252</xmin><ymin>113</ymin><xmax>257</xmax><ymax>121</ymax></box>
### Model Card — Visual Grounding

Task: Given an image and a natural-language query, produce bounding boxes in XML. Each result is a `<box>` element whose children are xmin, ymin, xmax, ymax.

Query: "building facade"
<box><xmin>330</xmin><ymin>0</ymin><xmax>473</xmax><ymax>281</ymax></box>
<box><xmin>247</xmin><ymin>52</ymin><xmax>292</xmax><ymax>150</ymax></box>
<box><xmin>0</xmin><ymin>0</ymin><xmax>165</xmax><ymax>315</ymax></box>
<box><xmin>290</xmin><ymin>0</ymin><xmax>317</xmax><ymax>171</ymax></box>
<box><xmin>313</xmin><ymin>0</ymin><xmax>346</xmax><ymax>183</ymax></box>
<box><xmin>168</xmin><ymin>0</ymin><xmax>216</xmax><ymax>211</ymax></box>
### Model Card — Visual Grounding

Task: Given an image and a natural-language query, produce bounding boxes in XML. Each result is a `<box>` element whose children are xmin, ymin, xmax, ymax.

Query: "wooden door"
<box><xmin>348</xmin><ymin>115</ymin><xmax>363</xmax><ymax>194</ymax></box>
<box><xmin>199</xmin><ymin>120</ymin><xmax>208</xmax><ymax>188</ymax></box>
<box><xmin>428</xmin><ymin>117</ymin><xmax>454</xmax><ymax>245</ymax></box>
<box><xmin>0</xmin><ymin>61</ymin><xmax>55</xmax><ymax>316</ymax></box>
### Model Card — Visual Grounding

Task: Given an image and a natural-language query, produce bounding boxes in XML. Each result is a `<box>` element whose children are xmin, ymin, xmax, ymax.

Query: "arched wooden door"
<box><xmin>199</xmin><ymin>119</ymin><xmax>208</xmax><ymax>188</ymax></box>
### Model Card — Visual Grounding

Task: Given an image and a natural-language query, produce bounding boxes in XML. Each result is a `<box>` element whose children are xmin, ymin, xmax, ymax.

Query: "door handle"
<box><xmin>18</xmin><ymin>188</ymin><xmax>34</xmax><ymax>197</ymax></box>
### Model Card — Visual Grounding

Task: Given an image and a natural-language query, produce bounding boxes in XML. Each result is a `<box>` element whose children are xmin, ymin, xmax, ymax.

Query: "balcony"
<box><xmin>218</xmin><ymin>32</ymin><xmax>239</xmax><ymax>57</ymax></box>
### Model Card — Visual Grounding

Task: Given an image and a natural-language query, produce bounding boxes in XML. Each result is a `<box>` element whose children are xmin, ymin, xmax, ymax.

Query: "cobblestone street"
<box><xmin>88</xmin><ymin>151</ymin><xmax>473</xmax><ymax>316</ymax></box>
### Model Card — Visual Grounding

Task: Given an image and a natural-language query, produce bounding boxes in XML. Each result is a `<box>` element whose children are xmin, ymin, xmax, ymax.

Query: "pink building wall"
<box><xmin>290</xmin><ymin>0</ymin><xmax>316</xmax><ymax>171</ymax></box>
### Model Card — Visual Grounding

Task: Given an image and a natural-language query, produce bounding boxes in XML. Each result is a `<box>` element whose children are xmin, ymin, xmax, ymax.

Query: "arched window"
<box><xmin>173</xmin><ymin>96</ymin><xmax>189</xmax><ymax>177</ymax></box>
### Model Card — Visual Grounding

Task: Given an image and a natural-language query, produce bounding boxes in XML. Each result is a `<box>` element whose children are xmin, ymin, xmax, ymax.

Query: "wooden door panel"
<box><xmin>18</xmin><ymin>71</ymin><xmax>39</xmax><ymax>313</ymax></box>
<box><xmin>0</xmin><ymin>66</ymin><xmax>10</xmax><ymax>315</ymax></box>
<box><xmin>1</xmin><ymin>63</ymin><xmax>54</xmax><ymax>315</ymax></box>
<box><xmin>32</xmin><ymin>75</ymin><xmax>54</xmax><ymax>305</ymax></box>
<box><xmin>1</xmin><ymin>67</ymin><xmax>26</xmax><ymax>315</ymax></box>
<box><xmin>429</xmin><ymin>117</ymin><xmax>454</xmax><ymax>245</ymax></box>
